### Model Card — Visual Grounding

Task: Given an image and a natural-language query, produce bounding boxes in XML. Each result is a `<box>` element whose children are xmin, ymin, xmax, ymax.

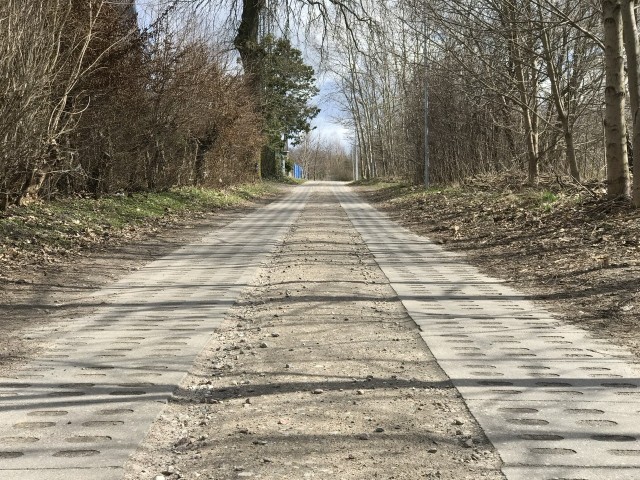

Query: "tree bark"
<box><xmin>234</xmin><ymin>0</ymin><xmax>265</xmax><ymax>79</ymax></box>
<box><xmin>622</xmin><ymin>0</ymin><xmax>640</xmax><ymax>206</ymax></box>
<box><xmin>602</xmin><ymin>0</ymin><xmax>631</xmax><ymax>198</ymax></box>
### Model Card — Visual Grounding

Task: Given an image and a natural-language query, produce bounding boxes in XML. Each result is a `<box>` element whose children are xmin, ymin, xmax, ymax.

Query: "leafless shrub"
<box><xmin>0</xmin><ymin>1</ymin><xmax>263</xmax><ymax>209</ymax></box>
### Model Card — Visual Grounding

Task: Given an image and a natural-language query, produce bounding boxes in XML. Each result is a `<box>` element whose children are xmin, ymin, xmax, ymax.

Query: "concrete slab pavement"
<box><xmin>334</xmin><ymin>183</ymin><xmax>640</xmax><ymax>480</ymax></box>
<box><xmin>5</xmin><ymin>180</ymin><xmax>640</xmax><ymax>480</ymax></box>
<box><xmin>0</xmin><ymin>187</ymin><xmax>311</xmax><ymax>478</ymax></box>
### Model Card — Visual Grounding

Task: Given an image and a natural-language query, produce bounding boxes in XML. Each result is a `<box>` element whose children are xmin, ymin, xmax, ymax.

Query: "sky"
<box><xmin>310</xmin><ymin>75</ymin><xmax>351</xmax><ymax>148</ymax></box>
<box><xmin>134</xmin><ymin>0</ymin><xmax>351</xmax><ymax>149</ymax></box>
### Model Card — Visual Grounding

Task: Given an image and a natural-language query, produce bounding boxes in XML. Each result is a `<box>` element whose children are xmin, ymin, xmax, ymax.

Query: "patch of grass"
<box><xmin>0</xmin><ymin>182</ymin><xmax>281</xmax><ymax>259</ymax></box>
<box><xmin>356</xmin><ymin>182</ymin><xmax>415</xmax><ymax>203</ymax></box>
<box><xmin>540</xmin><ymin>190</ymin><xmax>558</xmax><ymax>204</ymax></box>
<box><xmin>353</xmin><ymin>180</ymin><xmax>469</xmax><ymax>205</ymax></box>
<box><xmin>532</xmin><ymin>190</ymin><xmax>561</xmax><ymax>212</ymax></box>
<box><xmin>350</xmin><ymin>178</ymin><xmax>401</xmax><ymax>188</ymax></box>
<box><xmin>278</xmin><ymin>176</ymin><xmax>306</xmax><ymax>185</ymax></box>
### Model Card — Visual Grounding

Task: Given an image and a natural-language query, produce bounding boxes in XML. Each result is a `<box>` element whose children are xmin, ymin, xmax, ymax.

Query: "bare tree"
<box><xmin>622</xmin><ymin>0</ymin><xmax>640</xmax><ymax>205</ymax></box>
<box><xmin>602</xmin><ymin>0</ymin><xmax>631</xmax><ymax>198</ymax></box>
<box><xmin>290</xmin><ymin>134</ymin><xmax>352</xmax><ymax>180</ymax></box>
<box><xmin>0</xmin><ymin>0</ymin><xmax>265</xmax><ymax>208</ymax></box>
<box><xmin>321</xmin><ymin>0</ymin><xmax>631</xmax><ymax>195</ymax></box>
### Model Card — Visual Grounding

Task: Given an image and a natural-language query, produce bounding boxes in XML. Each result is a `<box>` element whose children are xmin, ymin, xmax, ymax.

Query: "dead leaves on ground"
<box><xmin>359</xmin><ymin>177</ymin><xmax>640</xmax><ymax>354</ymax></box>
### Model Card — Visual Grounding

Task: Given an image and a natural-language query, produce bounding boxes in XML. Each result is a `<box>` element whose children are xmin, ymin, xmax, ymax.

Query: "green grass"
<box><xmin>356</xmin><ymin>179</ymin><xmax>467</xmax><ymax>201</ymax></box>
<box><xmin>540</xmin><ymin>191</ymin><xmax>556</xmax><ymax>203</ymax></box>
<box><xmin>534</xmin><ymin>190</ymin><xmax>561</xmax><ymax>211</ymax></box>
<box><xmin>278</xmin><ymin>176</ymin><xmax>306</xmax><ymax>185</ymax></box>
<box><xmin>355</xmin><ymin>177</ymin><xmax>576</xmax><ymax>219</ymax></box>
<box><xmin>540</xmin><ymin>190</ymin><xmax>558</xmax><ymax>204</ymax></box>
<box><xmin>0</xmin><ymin>182</ymin><xmax>281</xmax><ymax>255</ymax></box>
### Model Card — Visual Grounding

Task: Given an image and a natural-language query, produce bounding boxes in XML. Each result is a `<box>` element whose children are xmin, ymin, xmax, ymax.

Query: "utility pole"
<box><xmin>353</xmin><ymin>138</ymin><xmax>360</xmax><ymax>181</ymax></box>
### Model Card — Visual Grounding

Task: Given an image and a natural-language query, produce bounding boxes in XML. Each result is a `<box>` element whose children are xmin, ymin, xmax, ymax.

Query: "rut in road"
<box><xmin>125</xmin><ymin>184</ymin><xmax>504</xmax><ymax>479</ymax></box>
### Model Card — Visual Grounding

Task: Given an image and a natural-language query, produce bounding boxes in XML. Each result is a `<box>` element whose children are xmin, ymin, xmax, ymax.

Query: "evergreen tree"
<box><xmin>257</xmin><ymin>35</ymin><xmax>319</xmax><ymax>174</ymax></box>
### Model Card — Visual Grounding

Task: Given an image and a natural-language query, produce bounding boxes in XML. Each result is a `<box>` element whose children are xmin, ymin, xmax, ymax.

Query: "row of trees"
<box><xmin>326</xmin><ymin>0</ymin><xmax>640</xmax><ymax>204</ymax></box>
<box><xmin>0</xmin><ymin>1</ymin><xmax>265</xmax><ymax>208</ymax></box>
<box><xmin>0</xmin><ymin>0</ymin><xmax>321</xmax><ymax>209</ymax></box>
<box><xmin>290</xmin><ymin>136</ymin><xmax>352</xmax><ymax>180</ymax></box>
<box><xmin>14</xmin><ymin>0</ymin><xmax>640</xmax><ymax>203</ymax></box>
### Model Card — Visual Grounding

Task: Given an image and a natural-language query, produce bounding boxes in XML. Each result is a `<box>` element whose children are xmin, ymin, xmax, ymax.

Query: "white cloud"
<box><xmin>311</xmin><ymin>121</ymin><xmax>352</xmax><ymax>147</ymax></box>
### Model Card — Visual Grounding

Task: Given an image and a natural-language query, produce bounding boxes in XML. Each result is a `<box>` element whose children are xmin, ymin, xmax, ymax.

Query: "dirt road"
<box><xmin>123</xmin><ymin>184</ymin><xmax>503</xmax><ymax>480</ymax></box>
<box><xmin>5</xmin><ymin>182</ymin><xmax>640</xmax><ymax>480</ymax></box>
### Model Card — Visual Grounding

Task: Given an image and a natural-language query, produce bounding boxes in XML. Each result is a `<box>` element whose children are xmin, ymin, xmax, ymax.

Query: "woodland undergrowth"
<box><xmin>359</xmin><ymin>172</ymin><xmax>640</xmax><ymax>353</ymax></box>
<box><xmin>0</xmin><ymin>182</ymin><xmax>281</xmax><ymax>275</ymax></box>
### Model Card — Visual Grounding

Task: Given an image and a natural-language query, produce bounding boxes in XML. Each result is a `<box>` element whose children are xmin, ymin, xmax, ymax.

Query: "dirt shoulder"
<box><xmin>0</xmin><ymin>185</ymin><xmax>290</xmax><ymax>376</ymax></box>
<box><xmin>356</xmin><ymin>177</ymin><xmax>640</xmax><ymax>357</ymax></box>
<box><xmin>124</xmin><ymin>187</ymin><xmax>504</xmax><ymax>480</ymax></box>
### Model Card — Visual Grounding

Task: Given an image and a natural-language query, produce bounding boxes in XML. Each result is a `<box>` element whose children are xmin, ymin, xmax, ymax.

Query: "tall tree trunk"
<box><xmin>233</xmin><ymin>0</ymin><xmax>266</xmax><ymax>178</ymax></box>
<box><xmin>622</xmin><ymin>0</ymin><xmax>640</xmax><ymax>206</ymax></box>
<box><xmin>540</xmin><ymin>27</ymin><xmax>581</xmax><ymax>180</ymax></box>
<box><xmin>519</xmin><ymin>79</ymin><xmax>539</xmax><ymax>184</ymax></box>
<box><xmin>506</xmin><ymin>0</ymin><xmax>539</xmax><ymax>184</ymax></box>
<box><xmin>234</xmin><ymin>0</ymin><xmax>265</xmax><ymax>79</ymax></box>
<box><xmin>563</xmin><ymin>123</ymin><xmax>580</xmax><ymax>179</ymax></box>
<box><xmin>602</xmin><ymin>0</ymin><xmax>631</xmax><ymax>198</ymax></box>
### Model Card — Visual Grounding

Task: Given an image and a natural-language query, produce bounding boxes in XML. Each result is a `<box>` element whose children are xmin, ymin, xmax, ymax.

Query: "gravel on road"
<box><xmin>124</xmin><ymin>187</ymin><xmax>504</xmax><ymax>480</ymax></box>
